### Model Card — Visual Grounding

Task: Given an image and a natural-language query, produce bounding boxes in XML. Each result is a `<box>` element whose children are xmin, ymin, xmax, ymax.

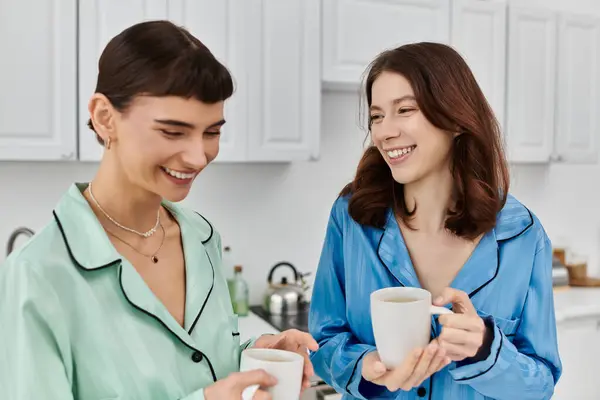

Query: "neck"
<box><xmin>403</xmin><ymin>165</ymin><xmax>454</xmax><ymax>234</ymax></box>
<box><xmin>86</xmin><ymin>157</ymin><xmax>163</xmax><ymax>234</ymax></box>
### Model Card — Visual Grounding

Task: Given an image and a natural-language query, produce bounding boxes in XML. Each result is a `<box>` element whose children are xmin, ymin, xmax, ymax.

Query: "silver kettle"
<box><xmin>263</xmin><ymin>262</ymin><xmax>309</xmax><ymax>316</ymax></box>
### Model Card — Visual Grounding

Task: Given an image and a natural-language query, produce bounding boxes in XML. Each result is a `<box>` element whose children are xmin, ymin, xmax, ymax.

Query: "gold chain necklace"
<box><xmin>88</xmin><ymin>181</ymin><xmax>160</xmax><ymax>238</ymax></box>
<box><xmin>107</xmin><ymin>223</ymin><xmax>166</xmax><ymax>264</ymax></box>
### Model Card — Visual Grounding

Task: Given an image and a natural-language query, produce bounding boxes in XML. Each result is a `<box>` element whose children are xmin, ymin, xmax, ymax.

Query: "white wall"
<box><xmin>1</xmin><ymin>91</ymin><xmax>599</xmax><ymax>304</ymax></box>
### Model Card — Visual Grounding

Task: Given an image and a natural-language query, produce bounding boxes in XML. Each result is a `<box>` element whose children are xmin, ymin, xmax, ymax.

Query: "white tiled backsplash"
<box><xmin>1</xmin><ymin>92</ymin><xmax>599</xmax><ymax>304</ymax></box>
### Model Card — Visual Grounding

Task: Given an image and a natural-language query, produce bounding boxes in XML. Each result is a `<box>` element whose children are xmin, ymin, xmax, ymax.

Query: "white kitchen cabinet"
<box><xmin>78</xmin><ymin>0</ymin><xmax>248</xmax><ymax>162</ymax></box>
<box><xmin>78</xmin><ymin>0</ymin><xmax>320</xmax><ymax>163</ymax></box>
<box><xmin>322</xmin><ymin>0</ymin><xmax>451</xmax><ymax>88</ymax></box>
<box><xmin>553</xmin><ymin>315</ymin><xmax>600</xmax><ymax>399</ymax></box>
<box><xmin>505</xmin><ymin>6</ymin><xmax>557</xmax><ymax>163</ymax></box>
<box><xmin>244</xmin><ymin>0</ymin><xmax>321</xmax><ymax>161</ymax></box>
<box><xmin>451</xmin><ymin>0</ymin><xmax>507</xmax><ymax>130</ymax></box>
<box><xmin>0</xmin><ymin>0</ymin><xmax>77</xmax><ymax>161</ymax></box>
<box><xmin>555</xmin><ymin>13</ymin><xmax>600</xmax><ymax>164</ymax></box>
<box><xmin>506</xmin><ymin>6</ymin><xmax>600</xmax><ymax>164</ymax></box>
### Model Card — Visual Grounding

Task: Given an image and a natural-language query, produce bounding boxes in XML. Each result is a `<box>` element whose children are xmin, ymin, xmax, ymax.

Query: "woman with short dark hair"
<box><xmin>0</xmin><ymin>20</ymin><xmax>316</xmax><ymax>400</ymax></box>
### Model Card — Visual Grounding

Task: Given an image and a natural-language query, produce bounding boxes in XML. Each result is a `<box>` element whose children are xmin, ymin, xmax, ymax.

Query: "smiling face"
<box><xmin>369</xmin><ymin>71</ymin><xmax>454</xmax><ymax>185</ymax></box>
<box><xmin>98</xmin><ymin>95</ymin><xmax>225</xmax><ymax>202</ymax></box>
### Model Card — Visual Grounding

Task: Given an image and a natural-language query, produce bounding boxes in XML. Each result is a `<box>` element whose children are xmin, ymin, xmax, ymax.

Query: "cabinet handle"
<box><xmin>61</xmin><ymin>152</ymin><xmax>74</xmax><ymax>160</ymax></box>
<box><xmin>549</xmin><ymin>154</ymin><xmax>563</xmax><ymax>162</ymax></box>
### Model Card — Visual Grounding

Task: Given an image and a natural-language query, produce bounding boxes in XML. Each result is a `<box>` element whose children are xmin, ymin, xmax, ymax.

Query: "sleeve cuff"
<box><xmin>345</xmin><ymin>347</ymin><xmax>388</xmax><ymax>399</ymax></box>
<box><xmin>448</xmin><ymin>318</ymin><xmax>518</xmax><ymax>383</ymax></box>
<box><xmin>241</xmin><ymin>337</ymin><xmax>257</xmax><ymax>351</ymax></box>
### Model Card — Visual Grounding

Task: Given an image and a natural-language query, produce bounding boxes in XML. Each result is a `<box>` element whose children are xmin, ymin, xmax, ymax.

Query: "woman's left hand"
<box><xmin>252</xmin><ymin>329</ymin><xmax>319</xmax><ymax>390</ymax></box>
<box><xmin>433</xmin><ymin>288</ymin><xmax>492</xmax><ymax>362</ymax></box>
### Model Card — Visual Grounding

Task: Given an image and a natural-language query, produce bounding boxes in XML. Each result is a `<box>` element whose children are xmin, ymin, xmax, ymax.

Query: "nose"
<box><xmin>181</xmin><ymin>139</ymin><xmax>208</xmax><ymax>170</ymax></box>
<box><xmin>374</xmin><ymin>115</ymin><xmax>402</xmax><ymax>142</ymax></box>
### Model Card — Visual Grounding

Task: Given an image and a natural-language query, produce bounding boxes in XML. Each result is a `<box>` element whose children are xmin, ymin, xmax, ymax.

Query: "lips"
<box><xmin>161</xmin><ymin>166</ymin><xmax>196</xmax><ymax>180</ymax></box>
<box><xmin>385</xmin><ymin>145</ymin><xmax>416</xmax><ymax>159</ymax></box>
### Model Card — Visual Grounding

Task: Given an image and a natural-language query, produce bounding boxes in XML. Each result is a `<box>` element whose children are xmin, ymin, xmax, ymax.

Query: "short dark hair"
<box><xmin>341</xmin><ymin>42</ymin><xmax>509</xmax><ymax>240</ymax></box>
<box><xmin>87</xmin><ymin>20</ymin><xmax>234</xmax><ymax>145</ymax></box>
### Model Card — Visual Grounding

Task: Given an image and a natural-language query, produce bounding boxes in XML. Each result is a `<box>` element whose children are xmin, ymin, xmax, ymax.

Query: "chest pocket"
<box><xmin>476</xmin><ymin>309</ymin><xmax>520</xmax><ymax>338</ymax></box>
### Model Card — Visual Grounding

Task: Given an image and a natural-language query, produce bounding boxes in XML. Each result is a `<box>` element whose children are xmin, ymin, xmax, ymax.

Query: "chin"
<box><xmin>161</xmin><ymin>188</ymin><xmax>192</xmax><ymax>203</ymax></box>
<box><xmin>390</xmin><ymin>168</ymin><xmax>420</xmax><ymax>185</ymax></box>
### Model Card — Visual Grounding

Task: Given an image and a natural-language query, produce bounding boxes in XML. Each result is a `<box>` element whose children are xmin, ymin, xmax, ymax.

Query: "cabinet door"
<box><xmin>168</xmin><ymin>0</ymin><xmax>248</xmax><ymax>162</ymax></box>
<box><xmin>78</xmin><ymin>0</ymin><xmax>171</xmax><ymax>162</ymax></box>
<box><xmin>555</xmin><ymin>13</ymin><xmax>600</xmax><ymax>164</ymax></box>
<box><xmin>505</xmin><ymin>6</ymin><xmax>557</xmax><ymax>163</ymax></box>
<box><xmin>554</xmin><ymin>316</ymin><xmax>600</xmax><ymax>399</ymax></box>
<box><xmin>451</xmin><ymin>0</ymin><xmax>507</xmax><ymax>130</ymax></box>
<box><xmin>322</xmin><ymin>0</ymin><xmax>451</xmax><ymax>88</ymax></box>
<box><xmin>244</xmin><ymin>0</ymin><xmax>321</xmax><ymax>161</ymax></box>
<box><xmin>0</xmin><ymin>0</ymin><xmax>77</xmax><ymax>161</ymax></box>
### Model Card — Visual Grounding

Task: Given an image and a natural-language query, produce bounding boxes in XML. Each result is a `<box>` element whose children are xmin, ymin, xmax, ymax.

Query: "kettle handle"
<box><xmin>267</xmin><ymin>262</ymin><xmax>299</xmax><ymax>284</ymax></box>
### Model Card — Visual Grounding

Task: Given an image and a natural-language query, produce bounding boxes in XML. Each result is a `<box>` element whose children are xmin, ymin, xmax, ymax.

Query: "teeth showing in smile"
<box><xmin>162</xmin><ymin>167</ymin><xmax>195</xmax><ymax>180</ymax></box>
<box><xmin>387</xmin><ymin>145</ymin><xmax>416</xmax><ymax>159</ymax></box>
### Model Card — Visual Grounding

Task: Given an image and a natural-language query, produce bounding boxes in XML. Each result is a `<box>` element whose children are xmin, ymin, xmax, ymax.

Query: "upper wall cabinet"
<box><xmin>451</xmin><ymin>0</ymin><xmax>507</xmax><ymax>130</ymax></box>
<box><xmin>322</xmin><ymin>0</ymin><xmax>508</xmax><ymax>128</ymax></box>
<box><xmin>0</xmin><ymin>0</ymin><xmax>77</xmax><ymax>161</ymax></box>
<box><xmin>243</xmin><ymin>0</ymin><xmax>321</xmax><ymax>161</ymax></box>
<box><xmin>322</xmin><ymin>0</ymin><xmax>451</xmax><ymax>88</ymax></box>
<box><xmin>555</xmin><ymin>13</ymin><xmax>600</xmax><ymax>163</ymax></box>
<box><xmin>505</xmin><ymin>6</ymin><xmax>600</xmax><ymax>164</ymax></box>
<box><xmin>78</xmin><ymin>0</ymin><xmax>320</xmax><ymax>163</ymax></box>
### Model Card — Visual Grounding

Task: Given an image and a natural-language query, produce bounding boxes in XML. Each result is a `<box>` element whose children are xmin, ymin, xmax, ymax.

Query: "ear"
<box><xmin>88</xmin><ymin>93</ymin><xmax>117</xmax><ymax>143</ymax></box>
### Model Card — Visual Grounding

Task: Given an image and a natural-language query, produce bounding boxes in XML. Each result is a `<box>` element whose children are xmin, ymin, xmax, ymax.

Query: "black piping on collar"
<box><xmin>187</xmin><ymin>250</ymin><xmax>215</xmax><ymax>335</ymax></box>
<box><xmin>53</xmin><ymin>210</ymin><xmax>219</xmax><ymax>382</ymax></box>
<box><xmin>193</xmin><ymin>211</ymin><xmax>213</xmax><ymax>244</ymax></box>
<box><xmin>53</xmin><ymin>211</ymin><xmax>121</xmax><ymax>270</ymax></box>
<box><xmin>117</xmin><ymin>258</ymin><xmax>218</xmax><ymax>382</ymax></box>
<box><xmin>375</xmin><ymin>207</ymin><xmax>535</xmax><ymax>299</ymax></box>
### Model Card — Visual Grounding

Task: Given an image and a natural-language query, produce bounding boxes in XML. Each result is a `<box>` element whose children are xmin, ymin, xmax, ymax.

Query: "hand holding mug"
<box><xmin>434</xmin><ymin>288</ymin><xmax>492</xmax><ymax>362</ymax></box>
<box><xmin>203</xmin><ymin>369</ymin><xmax>277</xmax><ymax>400</ymax></box>
<box><xmin>362</xmin><ymin>342</ymin><xmax>450</xmax><ymax>392</ymax></box>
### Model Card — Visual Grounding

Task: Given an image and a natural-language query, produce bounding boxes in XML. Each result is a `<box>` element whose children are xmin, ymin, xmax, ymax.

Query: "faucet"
<box><xmin>6</xmin><ymin>227</ymin><xmax>35</xmax><ymax>256</ymax></box>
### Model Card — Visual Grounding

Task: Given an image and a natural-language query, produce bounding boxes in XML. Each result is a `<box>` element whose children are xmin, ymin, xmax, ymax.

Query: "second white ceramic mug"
<box><xmin>240</xmin><ymin>348</ymin><xmax>304</xmax><ymax>400</ymax></box>
<box><xmin>370</xmin><ymin>287</ymin><xmax>453</xmax><ymax>369</ymax></box>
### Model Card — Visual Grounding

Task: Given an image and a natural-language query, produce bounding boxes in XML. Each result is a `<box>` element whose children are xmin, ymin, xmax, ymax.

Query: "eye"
<box><xmin>398</xmin><ymin>107</ymin><xmax>415</xmax><ymax>114</ymax></box>
<box><xmin>159</xmin><ymin>129</ymin><xmax>184</xmax><ymax>138</ymax></box>
<box><xmin>204</xmin><ymin>130</ymin><xmax>221</xmax><ymax>137</ymax></box>
<box><xmin>369</xmin><ymin>114</ymin><xmax>383</xmax><ymax>125</ymax></box>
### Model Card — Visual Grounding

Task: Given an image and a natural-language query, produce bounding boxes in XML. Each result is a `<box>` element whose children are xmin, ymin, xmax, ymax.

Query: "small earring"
<box><xmin>106</xmin><ymin>137</ymin><xmax>112</xmax><ymax>150</ymax></box>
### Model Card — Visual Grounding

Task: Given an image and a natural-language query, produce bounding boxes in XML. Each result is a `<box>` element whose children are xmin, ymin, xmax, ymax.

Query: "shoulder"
<box><xmin>496</xmin><ymin>194</ymin><xmax>549</xmax><ymax>251</ymax></box>
<box><xmin>328</xmin><ymin>194</ymin><xmax>355</xmax><ymax>228</ymax></box>
<box><xmin>0</xmin><ymin>220</ymin><xmax>70</xmax><ymax>295</ymax></box>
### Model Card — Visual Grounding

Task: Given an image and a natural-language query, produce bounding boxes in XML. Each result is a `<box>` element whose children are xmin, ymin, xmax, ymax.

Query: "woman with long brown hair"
<box><xmin>309</xmin><ymin>42</ymin><xmax>561</xmax><ymax>399</ymax></box>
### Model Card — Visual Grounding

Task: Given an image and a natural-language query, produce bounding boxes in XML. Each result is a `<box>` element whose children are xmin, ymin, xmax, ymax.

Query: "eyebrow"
<box><xmin>154</xmin><ymin>118</ymin><xmax>227</xmax><ymax>130</ymax></box>
<box><xmin>369</xmin><ymin>95</ymin><xmax>416</xmax><ymax>111</ymax></box>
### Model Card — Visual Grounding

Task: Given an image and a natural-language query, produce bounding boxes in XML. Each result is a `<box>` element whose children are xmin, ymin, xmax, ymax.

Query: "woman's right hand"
<box><xmin>361</xmin><ymin>341</ymin><xmax>450</xmax><ymax>392</ymax></box>
<box><xmin>203</xmin><ymin>369</ymin><xmax>277</xmax><ymax>400</ymax></box>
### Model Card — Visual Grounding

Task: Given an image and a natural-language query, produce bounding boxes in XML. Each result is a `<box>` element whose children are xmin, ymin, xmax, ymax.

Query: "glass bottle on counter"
<box><xmin>229</xmin><ymin>265</ymin><xmax>249</xmax><ymax>316</ymax></box>
<box><xmin>223</xmin><ymin>246</ymin><xmax>234</xmax><ymax>291</ymax></box>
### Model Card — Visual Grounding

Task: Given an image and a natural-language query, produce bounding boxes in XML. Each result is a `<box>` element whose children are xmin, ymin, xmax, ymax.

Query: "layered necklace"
<box><xmin>88</xmin><ymin>181</ymin><xmax>164</xmax><ymax>263</ymax></box>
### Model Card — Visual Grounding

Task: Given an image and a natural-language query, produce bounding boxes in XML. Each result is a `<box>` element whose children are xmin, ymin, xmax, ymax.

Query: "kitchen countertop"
<box><xmin>553</xmin><ymin>287</ymin><xmax>600</xmax><ymax>322</ymax></box>
<box><xmin>238</xmin><ymin>312</ymin><xmax>281</xmax><ymax>343</ymax></box>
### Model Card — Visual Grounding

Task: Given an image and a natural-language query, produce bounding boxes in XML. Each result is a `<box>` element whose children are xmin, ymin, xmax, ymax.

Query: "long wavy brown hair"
<box><xmin>341</xmin><ymin>42</ymin><xmax>509</xmax><ymax>240</ymax></box>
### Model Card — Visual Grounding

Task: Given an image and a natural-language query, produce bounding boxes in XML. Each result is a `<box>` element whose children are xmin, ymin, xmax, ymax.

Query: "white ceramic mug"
<box><xmin>370</xmin><ymin>287</ymin><xmax>453</xmax><ymax>369</ymax></box>
<box><xmin>240</xmin><ymin>348</ymin><xmax>304</xmax><ymax>400</ymax></box>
